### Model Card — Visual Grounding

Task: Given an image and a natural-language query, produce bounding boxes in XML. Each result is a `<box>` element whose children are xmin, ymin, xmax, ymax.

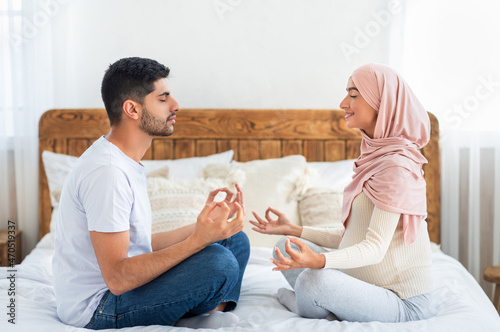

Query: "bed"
<box><xmin>1</xmin><ymin>108</ymin><xmax>499</xmax><ymax>331</ymax></box>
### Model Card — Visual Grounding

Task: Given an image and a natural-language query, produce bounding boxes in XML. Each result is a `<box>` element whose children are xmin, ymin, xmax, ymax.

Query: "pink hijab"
<box><xmin>341</xmin><ymin>63</ymin><xmax>430</xmax><ymax>245</ymax></box>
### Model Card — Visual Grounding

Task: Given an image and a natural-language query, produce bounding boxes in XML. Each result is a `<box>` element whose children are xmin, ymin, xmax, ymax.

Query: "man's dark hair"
<box><xmin>101</xmin><ymin>57</ymin><xmax>170</xmax><ymax>126</ymax></box>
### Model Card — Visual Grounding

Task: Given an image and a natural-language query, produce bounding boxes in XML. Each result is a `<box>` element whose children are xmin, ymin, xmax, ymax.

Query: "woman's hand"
<box><xmin>271</xmin><ymin>237</ymin><xmax>326</xmax><ymax>271</ymax></box>
<box><xmin>206</xmin><ymin>183</ymin><xmax>243</xmax><ymax>220</ymax></box>
<box><xmin>250</xmin><ymin>207</ymin><xmax>301</xmax><ymax>237</ymax></box>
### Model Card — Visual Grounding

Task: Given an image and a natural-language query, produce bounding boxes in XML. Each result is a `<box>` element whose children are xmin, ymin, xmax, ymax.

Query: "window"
<box><xmin>0</xmin><ymin>0</ymin><xmax>23</xmax><ymax>137</ymax></box>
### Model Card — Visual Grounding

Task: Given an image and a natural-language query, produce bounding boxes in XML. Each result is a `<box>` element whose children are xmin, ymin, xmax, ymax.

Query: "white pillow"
<box><xmin>298</xmin><ymin>187</ymin><xmax>344</xmax><ymax>228</ymax></box>
<box><xmin>307</xmin><ymin>159</ymin><xmax>356</xmax><ymax>192</ymax></box>
<box><xmin>42</xmin><ymin>151</ymin><xmax>78</xmax><ymax>233</ymax></box>
<box><xmin>204</xmin><ymin>155</ymin><xmax>313</xmax><ymax>247</ymax></box>
<box><xmin>141</xmin><ymin>150</ymin><xmax>234</xmax><ymax>179</ymax></box>
<box><xmin>42</xmin><ymin>151</ymin><xmax>78</xmax><ymax>211</ymax></box>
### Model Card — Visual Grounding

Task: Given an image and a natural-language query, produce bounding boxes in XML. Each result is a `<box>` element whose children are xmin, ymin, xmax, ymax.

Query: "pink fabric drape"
<box><xmin>341</xmin><ymin>63</ymin><xmax>430</xmax><ymax>245</ymax></box>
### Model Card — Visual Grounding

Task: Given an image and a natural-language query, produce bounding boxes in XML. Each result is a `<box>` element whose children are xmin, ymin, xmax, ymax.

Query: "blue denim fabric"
<box><xmin>85</xmin><ymin>231</ymin><xmax>250</xmax><ymax>330</ymax></box>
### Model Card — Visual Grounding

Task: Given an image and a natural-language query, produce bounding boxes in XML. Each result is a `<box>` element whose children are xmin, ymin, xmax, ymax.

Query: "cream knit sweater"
<box><xmin>301</xmin><ymin>192</ymin><xmax>433</xmax><ymax>299</ymax></box>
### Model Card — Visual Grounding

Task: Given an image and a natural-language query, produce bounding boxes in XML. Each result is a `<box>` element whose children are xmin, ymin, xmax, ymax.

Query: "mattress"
<box><xmin>1</xmin><ymin>233</ymin><xmax>499</xmax><ymax>332</ymax></box>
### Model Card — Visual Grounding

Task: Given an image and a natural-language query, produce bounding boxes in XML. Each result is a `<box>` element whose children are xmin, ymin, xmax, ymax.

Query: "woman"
<box><xmin>250</xmin><ymin>63</ymin><xmax>436</xmax><ymax>323</ymax></box>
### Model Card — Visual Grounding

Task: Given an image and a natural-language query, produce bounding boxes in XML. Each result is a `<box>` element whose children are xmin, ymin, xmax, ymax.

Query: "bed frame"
<box><xmin>38</xmin><ymin>109</ymin><xmax>441</xmax><ymax>243</ymax></box>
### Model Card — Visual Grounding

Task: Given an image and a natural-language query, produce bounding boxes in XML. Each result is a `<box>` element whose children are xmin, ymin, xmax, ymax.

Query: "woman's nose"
<box><xmin>339</xmin><ymin>96</ymin><xmax>348</xmax><ymax>109</ymax></box>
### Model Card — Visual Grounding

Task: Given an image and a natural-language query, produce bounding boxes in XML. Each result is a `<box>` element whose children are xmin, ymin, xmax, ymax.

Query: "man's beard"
<box><xmin>138</xmin><ymin>106</ymin><xmax>174</xmax><ymax>137</ymax></box>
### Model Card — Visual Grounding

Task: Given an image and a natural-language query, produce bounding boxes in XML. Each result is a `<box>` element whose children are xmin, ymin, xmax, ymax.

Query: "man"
<box><xmin>52</xmin><ymin>57</ymin><xmax>250</xmax><ymax>329</ymax></box>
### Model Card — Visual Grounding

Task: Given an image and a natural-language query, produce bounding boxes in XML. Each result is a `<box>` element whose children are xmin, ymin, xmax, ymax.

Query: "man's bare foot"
<box><xmin>209</xmin><ymin>302</ymin><xmax>227</xmax><ymax>313</ymax></box>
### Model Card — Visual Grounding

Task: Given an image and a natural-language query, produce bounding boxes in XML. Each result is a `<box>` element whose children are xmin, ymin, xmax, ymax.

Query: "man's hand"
<box><xmin>206</xmin><ymin>183</ymin><xmax>243</xmax><ymax>221</ymax></box>
<box><xmin>190</xmin><ymin>200</ymin><xmax>245</xmax><ymax>248</ymax></box>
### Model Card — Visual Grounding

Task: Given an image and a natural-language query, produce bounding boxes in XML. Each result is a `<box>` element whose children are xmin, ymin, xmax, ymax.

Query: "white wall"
<box><xmin>49</xmin><ymin>0</ymin><xmax>401</xmax><ymax>110</ymax></box>
<box><xmin>401</xmin><ymin>0</ymin><xmax>500</xmax><ymax>132</ymax></box>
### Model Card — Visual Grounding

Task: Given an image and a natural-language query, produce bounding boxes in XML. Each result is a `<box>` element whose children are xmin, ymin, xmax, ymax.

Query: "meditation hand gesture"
<box><xmin>250</xmin><ymin>207</ymin><xmax>301</xmax><ymax>237</ymax></box>
<box><xmin>271</xmin><ymin>237</ymin><xmax>326</xmax><ymax>271</ymax></box>
<box><xmin>206</xmin><ymin>183</ymin><xmax>243</xmax><ymax>221</ymax></box>
<box><xmin>192</xmin><ymin>200</ymin><xmax>245</xmax><ymax>247</ymax></box>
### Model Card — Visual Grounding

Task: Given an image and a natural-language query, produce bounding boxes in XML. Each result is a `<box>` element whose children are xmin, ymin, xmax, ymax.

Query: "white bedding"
<box><xmin>1</xmin><ymin>234</ymin><xmax>499</xmax><ymax>332</ymax></box>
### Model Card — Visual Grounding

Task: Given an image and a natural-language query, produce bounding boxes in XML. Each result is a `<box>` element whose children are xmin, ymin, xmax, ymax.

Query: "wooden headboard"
<box><xmin>39</xmin><ymin>109</ymin><xmax>441</xmax><ymax>243</ymax></box>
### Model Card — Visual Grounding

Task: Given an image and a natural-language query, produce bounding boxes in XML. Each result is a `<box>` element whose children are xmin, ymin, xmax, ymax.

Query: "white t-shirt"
<box><xmin>52</xmin><ymin>137</ymin><xmax>152</xmax><ymax>327</ymax></box>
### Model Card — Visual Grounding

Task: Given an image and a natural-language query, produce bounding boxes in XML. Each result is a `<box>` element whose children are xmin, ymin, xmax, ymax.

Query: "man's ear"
<box><xmin>122</xmin><ymin>100</ymin><xmax>141</xmax><ymax>120</ymax></box>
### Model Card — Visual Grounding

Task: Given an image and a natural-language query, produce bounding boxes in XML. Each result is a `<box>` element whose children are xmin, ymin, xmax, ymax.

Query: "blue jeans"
<box><xmin>85</xmin><ymin>231</ymin><xmax>250</xmax><ymax>329</ymax></box>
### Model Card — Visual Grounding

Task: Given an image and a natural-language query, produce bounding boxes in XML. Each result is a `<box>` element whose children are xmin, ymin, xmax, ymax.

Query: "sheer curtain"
<box><xmin>0</xmin><ymin>0</ymin><xmax>54</xmax><ymax>257</ymax></box>
<box><xmin>399</xmin><ymin>0</ymin><xmax>500</xmax><ymax>300</ymax></box>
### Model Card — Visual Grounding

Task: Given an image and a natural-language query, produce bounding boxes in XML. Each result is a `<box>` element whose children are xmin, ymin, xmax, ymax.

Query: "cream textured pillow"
<box><xmin>204</xmin><ymin>155</ymin><xmax>313</xmax><ymax>247</ymax></box>
<box><xmin>148</xmin><ymin>177</ymin><xmax>224</xmax><ymax>234</ymax></box>
<box><xmin>148</xmin><ymin>167</ymin><xmax>245</xmax><ymax>234</ymax></box>
<box><xmin>298</xmin><ymin>187</ymin><xmax>344</xmax><ymax>228</ymax></box>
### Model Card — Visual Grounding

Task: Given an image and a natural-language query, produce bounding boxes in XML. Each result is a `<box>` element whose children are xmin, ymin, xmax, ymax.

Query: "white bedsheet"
<box><xmin>1</xmin><ymin>234</ymin><xmax>499</xmax><ymax>332</ymax></box>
